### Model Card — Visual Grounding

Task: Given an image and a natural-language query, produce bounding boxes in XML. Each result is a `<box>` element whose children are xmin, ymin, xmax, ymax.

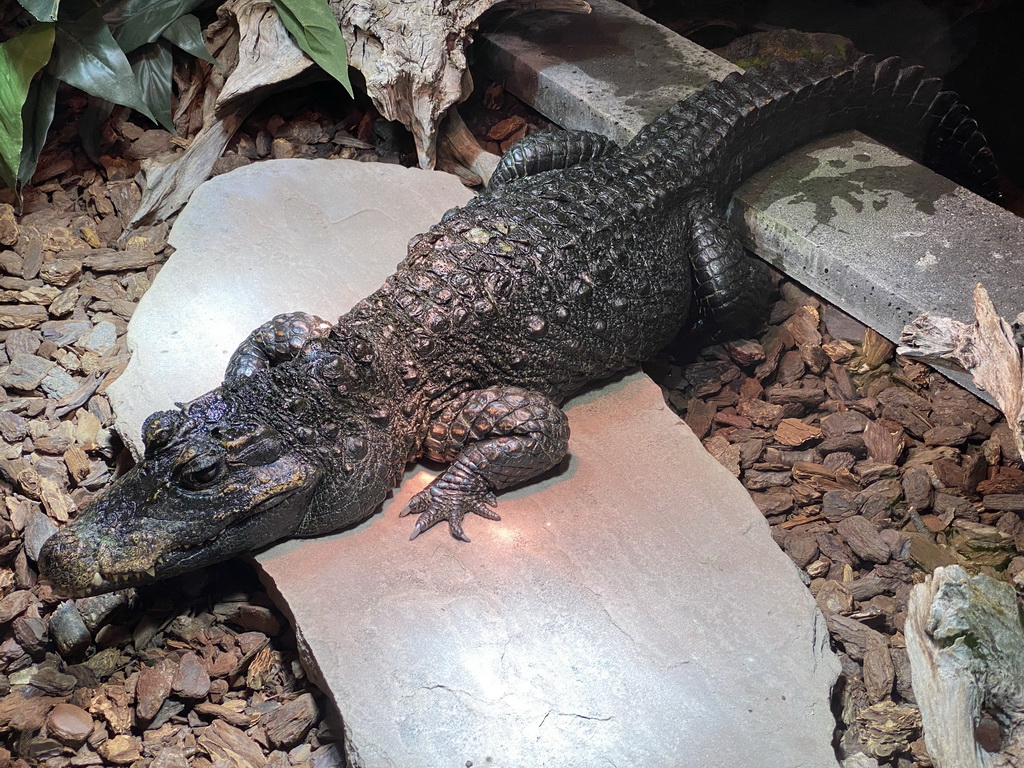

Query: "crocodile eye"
<box><xmin>175</xmin><ymin>455</ymin><xmax>225</xmax><ymax>490</ymax></box>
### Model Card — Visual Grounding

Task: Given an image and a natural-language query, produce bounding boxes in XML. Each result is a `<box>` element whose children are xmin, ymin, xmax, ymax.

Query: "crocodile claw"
<box><xmin>403</xmin><ymin>487</ymin><xmax>499</xmax><ymax>542</ymax></box>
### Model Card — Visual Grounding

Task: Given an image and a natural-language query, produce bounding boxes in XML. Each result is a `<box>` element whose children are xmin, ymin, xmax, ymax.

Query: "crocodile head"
<box><xmin>39</xmin><ymin>387</ymin><xmax>325</xmax><ymax>595</ymax></box>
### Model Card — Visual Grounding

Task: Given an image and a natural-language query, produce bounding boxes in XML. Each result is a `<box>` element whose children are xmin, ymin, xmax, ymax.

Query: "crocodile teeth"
<box><xmin>91</xmin><ymin>572</ymin><xmax>104</xmax><ymax>588</ymax></box>
<box><xmin>146</xmin><ymin>568</ymin><xmax>156</xmax><ymax>578</ymax></box>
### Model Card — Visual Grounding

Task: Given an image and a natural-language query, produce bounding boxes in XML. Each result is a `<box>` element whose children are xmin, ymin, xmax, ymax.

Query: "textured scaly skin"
<box><xmin>39</xmin><ymin>56</ymin><xmax>998</xmax><ymax>595</ymax></box>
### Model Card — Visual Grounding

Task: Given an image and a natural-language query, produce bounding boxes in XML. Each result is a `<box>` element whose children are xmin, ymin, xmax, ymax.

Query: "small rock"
<box><xmin>48</xmin><ymin>702</ymin><xmax>94</xmax><ymax>745</ymax></box>
<box><xmin>79</xmin><ymin>321</ymin><xmax>117</xmax><ymax>355</ymax></box>
<box><xmin>172</xmin><ymin>651</ymin><xmax>211</xmax><ymax>699</ymax></box>
<box><xmin>48</xmin><ymin>601</ymin><xmax>92</xmax><ymax>656</ymax></box>
<box><xmin>0</xmin><ymin>353</ymin><xmax>55</xmax><ymax>390</ymax></box>
<box><xmin>262</xmin><ymin>692</ymin><xmax>319</xmax><ymax>748</ymax></box>
<box><xmin>23</xmin><ymin>509</ymin><xmax>58</xmax><ymax>562</ymax></box>
<box><xmin>136</xmin><ymin>658</ymin><xmax>175</xmax><ymax>721</ymax></box>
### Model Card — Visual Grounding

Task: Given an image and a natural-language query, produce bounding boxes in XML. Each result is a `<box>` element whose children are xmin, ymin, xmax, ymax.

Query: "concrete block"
<box><xmin>730</xmin><ymin>130</ymin><xmax>1024</xmax><ymax>396</ymax></box>
<box><xmin>476</xmin><ymin>0</ymin><xmax>738</xmax><ymax>145</ymax></box>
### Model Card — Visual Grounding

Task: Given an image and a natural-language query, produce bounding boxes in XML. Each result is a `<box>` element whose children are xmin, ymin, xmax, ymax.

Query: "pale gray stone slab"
<box><xmin>260</xmin><ymin>372</ymin><xmax>839</xmax><ymax>768</ymax></box>
<box><xmin>477</xmin><ymin>0</ymin><xmax>738</xmax><ymax>145</ymax></box>
<box><xmin>107</xmin><ymin>159</ymin><xmax>473</xmax><ymax>454</ymax></box>
<box><xmin>116</xmin><ymin>158</ymin><xmax>840</xmax><ymax>766</ymax></box>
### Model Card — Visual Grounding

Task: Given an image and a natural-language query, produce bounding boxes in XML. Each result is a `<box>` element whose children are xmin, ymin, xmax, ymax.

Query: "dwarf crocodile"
<box><xmin>40</xmin><ymin>55</ymin><xmax>998</xmax><ymax>594</ymax></box>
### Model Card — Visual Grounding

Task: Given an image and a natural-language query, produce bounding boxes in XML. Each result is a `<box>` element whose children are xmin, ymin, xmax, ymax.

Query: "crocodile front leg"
<box><xmin>403</xmin><ymin>387</ymin><xmax>570</xmax><ymax>541</ymax></box>
<box><xmin>226</xmin><ymin>312</ymin><xmax>334</xmax><ymax>380</ymax></box>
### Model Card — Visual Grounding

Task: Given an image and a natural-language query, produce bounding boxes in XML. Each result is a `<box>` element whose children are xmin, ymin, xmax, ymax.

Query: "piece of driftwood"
<box><xmin>437</xmin><ymin>107</ymin><xmax>500</xmax><ymax>185</ymax></box>
<box><xmin>124</xmin><ymin>0</ymin><xmax>311</xmax><ymax>235</ymax></box>
<box><xmin>899</xmin><ymin>284</ymin><xmax>1024</xmax><ymax>464</ymax></box>
<box><xmin>904</xmin><ymin>565</ymin><xmax>1024</xmax><ymax>768</ymax></box>
<box><xmin>328</xmin><ymin>0</ymin><xmax>590</xmax><ymax>168</ymax></box>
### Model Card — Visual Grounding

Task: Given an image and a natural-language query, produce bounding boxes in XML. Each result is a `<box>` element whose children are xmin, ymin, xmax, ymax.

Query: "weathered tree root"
<box><xmin>898</xmin><ymin>284</ymin><xmax>1024</xmax><ymax>464</ymax></box>
<box><xmin>905</xmin><ymin>565</ymin><xmax>1024</xmax><ymax>768</ymax></box>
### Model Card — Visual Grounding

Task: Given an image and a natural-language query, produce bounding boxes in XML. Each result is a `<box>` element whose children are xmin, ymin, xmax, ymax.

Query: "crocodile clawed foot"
<box><xmin>402</xmin><ymin>487</ymin><xmax>499</xmax><ymax>542</ymax></box>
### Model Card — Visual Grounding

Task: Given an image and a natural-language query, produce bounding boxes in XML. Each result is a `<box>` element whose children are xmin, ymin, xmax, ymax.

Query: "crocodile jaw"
<box><xmin>38</xmin><ymin>434</ymin><xmax>322</xmax><ymax>596</ymax></box>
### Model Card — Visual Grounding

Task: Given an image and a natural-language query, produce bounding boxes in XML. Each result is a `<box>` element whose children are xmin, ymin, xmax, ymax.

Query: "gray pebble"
<box><xmin>49</xmin><ymin>601</ymin><xmax>92</xmax><ymax>656</ymax></box>
<box><xmin>41</xmin><ymin>367</ymin><xmax>79</xmax><ymax>399</ymax></box>
<box><xmin>80</xmin><ymin>321</ymin><xmax>117</xmax><ymax>355</ymax></box>
<box><xmin>0</xmin><ymin>353</ymin><xmax>55</xmax><ymax>391</ymax></box>
<box><xmin>23</xmin><ymin>509</ymin><xmax>58</xmax><ymax>562</ymax></box>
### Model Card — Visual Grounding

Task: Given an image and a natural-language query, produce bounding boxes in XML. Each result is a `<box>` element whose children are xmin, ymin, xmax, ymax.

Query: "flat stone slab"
<box><xmin>117</xmin><ymin>159</ymin><xmax>840</xmax><ymax>766</ymax></box>
<box><xmin>261</xmin><ymin>373</ymin><xmax>839</xmax><ymax>767</ymax></box>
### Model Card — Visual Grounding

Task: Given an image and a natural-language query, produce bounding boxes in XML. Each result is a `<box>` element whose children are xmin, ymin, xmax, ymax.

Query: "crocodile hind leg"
<box><xmin>226</xmin><ymin>312</ymin><xmax>334</xmax><ymax>380</ymax></box>
<box><xmin>403</xmin><ymin>386</ymin><xmax>570</xmax><ymax>541</ymax></box>
<box><xmin>688</xmin><ymin>197</ymin><xmax>772</xmax><ymax>336</ymax></box>
<box><xmin>487</xmin><ymin>130</ymin><xmax>618</xmax><ymax>192</ymax></box>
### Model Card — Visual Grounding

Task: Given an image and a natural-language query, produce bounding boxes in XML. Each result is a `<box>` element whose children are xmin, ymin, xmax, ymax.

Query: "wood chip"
<box><xmin>0</xmin><ymin>304</ymin><xmax>48</xmax><ymax>328</ymax></box>
<box><xmin>837</xmin><ymin>515</ymin><xmax>891</xmax><ymax>564</ymax></box>
<box><xmin>774</xmin><ymin>418</ymin><xmax>822</xmax><ymax>447</ymax></box>
<box><xmin>198</xmin><ymin>718</ymin><xmax>266</xmax><ymax>768</ymax></box>
<box><xmin>84</xmin><ymin>247</ymin><xmax>162</xmax><ymax>272</ymax></box>
<box><xmin>261</xmin><ymin>693</ymin><xmax>318</xmax><ymax>749</ymax></box>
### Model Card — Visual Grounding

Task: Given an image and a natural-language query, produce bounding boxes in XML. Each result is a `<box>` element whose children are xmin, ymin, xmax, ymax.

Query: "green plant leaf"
<box><xmin>51</xmin><ymin>9</ymin><xmax>157</xmax><ymax>123</ymax></box>
<box><xmin>0</xmin><ymin>23</ymin><xmax>56</xmax><ymax>191</ymax></box>
<box><xmin>160</xmin><ymin>13</ymin><xmax>215</xmax><ymax>63</ymax></box>
<box><xmin>78</xmin><ymin>95</ymin><xmax>113</xmax><ymax>161</ymax></box>
<box><xmin>18</xmin><ymin>71</ymin><xmax>60</xmax><ymax>187</ymax></box>
<box><xmin>132</xmin><ymin>40</ymin><xmax>174</xmax><ymax>133</ymax></box>
<box><xmin>272</xmin><ymin>0</ymin><xmax>352</xmax><ymax>96</ymax></box>
<box><xmin>17</xmin><ymin>0</ymin><xmax>60</xmax><ymax>22</ymax></box>
<box><xmin>102</xmin><ymin>0</ymin><xmax>204</xmax><ymax>55</ymax></box>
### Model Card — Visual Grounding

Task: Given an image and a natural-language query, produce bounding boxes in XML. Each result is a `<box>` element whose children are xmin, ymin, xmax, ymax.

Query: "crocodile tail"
<box><xmin>629</xmin><ymin>54</ymin><xmax>1000</xmax><ymax>203</ymax></box>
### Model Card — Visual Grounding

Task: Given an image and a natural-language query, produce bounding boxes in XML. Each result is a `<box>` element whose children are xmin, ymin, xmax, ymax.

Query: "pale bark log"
<box><xmin>899</xmin><ymin>284</ymin><xmax>1024</xmax><ymax>464</ymax></box>
<box><xmin>905</xmin><ymin>565</ymin><xmax>1024</xmax><ymax>768</ymax></box>
<box><xmin>329</xmin><ymin>0</ymin><xmax>590</xmax><ymax>168</ymax></box>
